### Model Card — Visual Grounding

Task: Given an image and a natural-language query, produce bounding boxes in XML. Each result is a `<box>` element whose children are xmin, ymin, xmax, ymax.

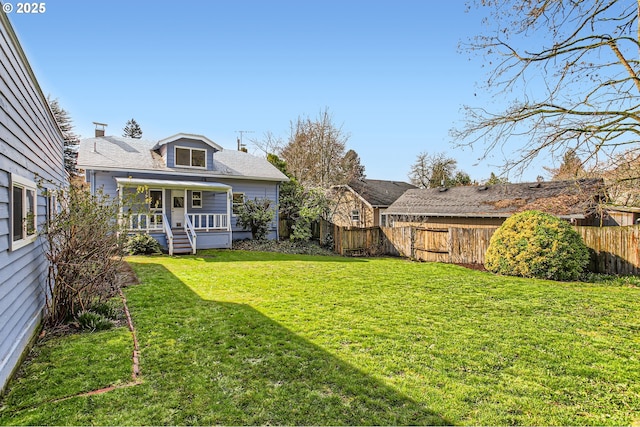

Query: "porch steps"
<box><xmin>170</xmin><ymin>229</ymin><xmax>194</xmax><ymax>255</ymax></box>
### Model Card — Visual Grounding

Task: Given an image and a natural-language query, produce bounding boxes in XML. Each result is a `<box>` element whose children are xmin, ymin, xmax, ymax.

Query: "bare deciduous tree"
<box><xmin>602</xmin><ymin>150</ymin><xmax>640</xmax><ymax>205</ymax></box>
<box><xmin>409</xmin><ymin>151</ymin><xmax>470</xmax><ymax>188</ymax></box>
<box><xmin>250</xmin><ymin>131</ymin><xmax>285</xmax><ymax>155</ymax></box>
<box><xmin>281</xmin><ymin>108</ymin><xmax>356</xmax><ymax>188</ymax></box>
<box><xmin>453</xmin><ymin>0</ymin><xmax>640</xmax><ymax>181</ymax></box>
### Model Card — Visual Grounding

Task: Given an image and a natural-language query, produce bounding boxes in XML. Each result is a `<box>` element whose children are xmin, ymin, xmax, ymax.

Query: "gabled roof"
<box><xmin>334</xmin><ymin>179</ymin><xmax>417</xmax><ymax>208</ymax></box>
<box><xmin>153</xmin><ymin>133</ymin><xmax>223</xmax><ymax>151</ymax></box>
<box><xmin>385</xmin><ymin>178</ymin><xmax>605</xmax><ymax>219</ymax></box>
<box><xmin>76</xmin><ymin>135</ymin><xmax>288</xmax><ymax>182</ymax></box>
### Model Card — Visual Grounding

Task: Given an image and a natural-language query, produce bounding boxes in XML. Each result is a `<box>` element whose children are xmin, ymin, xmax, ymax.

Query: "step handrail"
<box><xmin>184</xmin><ymin>214</ymin><xmax>197</xmax><ymax>254</ymax></box>
<box><xmin>163</xmin><ymin>214</ymin><xmax>173</xmax><ymax>256</ymax></box>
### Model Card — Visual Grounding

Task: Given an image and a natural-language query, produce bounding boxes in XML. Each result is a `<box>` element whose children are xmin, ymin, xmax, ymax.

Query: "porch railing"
<box><xmin>128</xmin><ymin>212</ymin><xmax>228</xmax><ymax>232</ymax></box>
<box><xmin>187</xmin><ymin>213</ymin><xmax>228</xmax><ymax>231</ymax></box>
<box><xmin>128</xmin><ymin>212</ymin><xmax>164</xmax><ymax>231</ymax></box>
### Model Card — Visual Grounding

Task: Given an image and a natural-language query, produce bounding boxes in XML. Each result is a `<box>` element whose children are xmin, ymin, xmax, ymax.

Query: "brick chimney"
<box><xmin>93</xmin><ymin>121</ymin><xmax>107</xmax><ymax>137</ymax></box>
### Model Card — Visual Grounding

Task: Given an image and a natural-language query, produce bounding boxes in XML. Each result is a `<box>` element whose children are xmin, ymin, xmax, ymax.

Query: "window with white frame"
<box><xmin>11</xmin><ymin>174</ymin><xmax>38</xmax><ymax>250</ymax></box>
<box><xmin>148</xmin><ymin>189</ymin><xmax>164</xmax><ymax>228</ymax></box>
<box><xmin>232</xmin><ymin>192</ymin><xmax>245</xmax><ymax>215</ymax></box>
<box><xmin>351</xmin><ymin>209</ymin><xmax>360</xmax><ymax>222</ymax></box>
<box><xmin>175</xmin><ymin>146</ymin><xmax>206</xmax><ymax>168</ymax></box>
<box><xmin>149</xmin><ymin>189</ymin><xmax>163</xmax><ymax>211</ymax></box>
<box><xmin>192</xmin><ymin>191</ymin><xmax>202</xmax><ymax>208</ymax></box>
<box><xmin>380</xmin><ymin>212</ymin><xmax>387</xmax><ymax>227</ymax></box>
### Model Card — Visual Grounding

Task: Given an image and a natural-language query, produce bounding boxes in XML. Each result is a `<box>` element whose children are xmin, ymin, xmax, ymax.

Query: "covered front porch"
<box><xmin>116</xmin><ymin>177</ymin><xmax>233</xmax><ymax>254</ymax></box>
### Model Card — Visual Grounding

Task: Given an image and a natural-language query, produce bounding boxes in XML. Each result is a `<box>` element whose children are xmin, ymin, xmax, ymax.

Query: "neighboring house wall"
<box><xmin>0</xmin><ymin>13</ymin><xmax>66</xmax><ymax>393</ymax></box>
<box><xmin>391</xmin><ymin>217</ymin><xmax>506</xmax><ymax>229</ymax></box>
<box><xmin>330</xmin><ymin>180</ymin><xmax>417</xmax><ymax>229</ymax></box>
<box><xmin>604</xmin><ymin>207</ymin><xmax>640</xmax><ymax>226</ymax></box>
<box><xmin>331</xmin><ymin>190</ymin><xmax>375</xmax><ymax>228</ymax></box>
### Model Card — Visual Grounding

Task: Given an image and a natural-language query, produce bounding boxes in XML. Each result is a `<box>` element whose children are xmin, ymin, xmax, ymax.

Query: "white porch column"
<box><xmin>226</xmin><ymin>189</ymin><xmax>232</xmax><ymax>231</ymax></box>
<box><xmin>118</xmin><ymin>183</ymin><xmax>124</xmax><ymax>229</ymax></box>
<box><xmin>184</xmin><ymin>188</ymin><xmax>188</xmax><ymax>226</ymax></box>
<box><xmin>162</xmin><ymin>188</ymin><xmax>166</xmax><ymax>221</ymax></box>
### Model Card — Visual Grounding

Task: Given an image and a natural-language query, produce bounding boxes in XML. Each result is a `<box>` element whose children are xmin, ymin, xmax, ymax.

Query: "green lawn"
<box><xmin>1</xmin><ymin>250</ymin><xmax>639</xmax><ymax>425</ymax></box>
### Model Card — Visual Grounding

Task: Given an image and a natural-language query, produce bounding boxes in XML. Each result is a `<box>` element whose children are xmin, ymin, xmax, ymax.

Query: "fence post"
<box><xmin>410</xmin><ymin>227</ymin><xmax>416</xmax><ymax>260</ymax></box>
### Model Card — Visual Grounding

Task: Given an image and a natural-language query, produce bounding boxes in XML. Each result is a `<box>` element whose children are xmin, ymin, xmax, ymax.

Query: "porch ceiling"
<box><xmin>114</xmin><ymin>177</ymin><xmax>231</xmax><ymax>191</ymax></box>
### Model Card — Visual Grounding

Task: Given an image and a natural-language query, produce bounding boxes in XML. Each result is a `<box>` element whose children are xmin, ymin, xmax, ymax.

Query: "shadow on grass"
<box><xmin>121</xmin><ymin>261</ymin><xmax>449</xmax><ymax>426</ymax></box>
<box><xmin>0</xmin><ymin>260</ymin><xmax>447</xmax><ymax>425</ymax></box>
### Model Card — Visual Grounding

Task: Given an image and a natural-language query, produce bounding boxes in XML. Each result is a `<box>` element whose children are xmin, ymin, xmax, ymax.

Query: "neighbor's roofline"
<box><xmin>332</xmin><ymin>184</ymin><xmax>374</xmax><ymax>209</ymax></box>
<box><xmin>382</xmin><ymin>211</ymin><xmax>586</xmax><ymax>219</ymax></box>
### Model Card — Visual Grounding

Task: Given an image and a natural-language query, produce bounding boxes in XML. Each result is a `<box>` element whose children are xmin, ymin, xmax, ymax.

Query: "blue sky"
<box><xmin>6</xmin><ymin>0</ymin><xmax>548</xmax><ymax>183</ymax></box>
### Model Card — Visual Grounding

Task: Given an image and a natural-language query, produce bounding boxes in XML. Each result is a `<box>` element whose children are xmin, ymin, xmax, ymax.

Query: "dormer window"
<box><xmin>175</xmin><ymin>146</ymin><xmax>206</xmax><ymax>168</ymax></box>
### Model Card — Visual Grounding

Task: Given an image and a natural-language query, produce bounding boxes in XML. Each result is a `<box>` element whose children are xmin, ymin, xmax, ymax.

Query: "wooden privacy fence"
<box><xmin>575</xmin><ymin>226</ymin><xmax>640</xmax><ymax>275</ymax></box>
<box><xmin>331</xmin><ymin>223</ymin><xmax>640</xmax><ymax>275</ymax></box>
<box><xmin>378</xmin><ymin>226</ymin><xmax>499</xmax><ymax>266</ymax></box>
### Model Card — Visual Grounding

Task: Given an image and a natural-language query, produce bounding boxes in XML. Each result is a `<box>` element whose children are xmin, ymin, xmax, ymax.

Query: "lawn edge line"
<box><xmin>11</xmin><ymin>288</ymin><xmax>145</xmax><ymax>409</ymax></box>
<box><xmin>37</xmin><ymin>289</ymin><xmax>142</xmax><ymax>405</ymax></box>
<box><xmin>119</xmin><ymin>288</ymin><xmax>141</xmax><ymax>381</ymax></box>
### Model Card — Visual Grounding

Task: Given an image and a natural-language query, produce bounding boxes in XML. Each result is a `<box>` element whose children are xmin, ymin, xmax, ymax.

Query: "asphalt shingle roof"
<box><xmin>345</xmin><ymin>179</ymin><xmax>417</xmax><ymax>207</ymax></box>
<box><xmin>77</xmin><ymin>135</ymin><xmax>288</xmax><ymax>181</ymax></box>
<box><xmin>385</xmin><ymin>178</ymin><xmax>605</xmax><ymax>218</ymax></box>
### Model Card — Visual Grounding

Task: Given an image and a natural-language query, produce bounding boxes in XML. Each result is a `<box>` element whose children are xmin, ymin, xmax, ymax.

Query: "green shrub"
<box><xmin>125</xmin><ymin>233</ymin><xmax>162</xmax><ymax>255</ymax></box>
<box><xmin>485</xmin><ymin>210</ymin><xmax>589</xmax><ymax>281</ymax></box>
<box><xmin>236</xmin><ymin>198</ymin><xmax>275</xmax><ymax>240</ymax></box>
<box><xmin>76</xmin><ymin>310</ymin><xmax>114</xmax><ymax>332</ymax></box>
<box><xmin>89</xmin><ymin>300</ymin><xmax>121</xmax><ymax>320</ymax></box>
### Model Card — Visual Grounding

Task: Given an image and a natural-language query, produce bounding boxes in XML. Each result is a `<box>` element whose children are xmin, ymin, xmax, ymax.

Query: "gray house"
<box><xmin>0</xmin><ymin>13</ymin><xmax>66</xmax><ymax>392</ymax></box>
<box><xmin>77</xmin><ymin>131</ymin><xmax>288</xmax><ymax>254</ymax></box>
<box><xmin>383</xmin><ymin>178</ymin><xmax>606</xmax><ymax>229</ymax></box>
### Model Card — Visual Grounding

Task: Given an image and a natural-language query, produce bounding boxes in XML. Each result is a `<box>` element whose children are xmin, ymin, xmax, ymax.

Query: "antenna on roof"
<box><xmin>235</xmin><ymin>130</ymin><xmax>254</xmax><ymax>152</ymax></box>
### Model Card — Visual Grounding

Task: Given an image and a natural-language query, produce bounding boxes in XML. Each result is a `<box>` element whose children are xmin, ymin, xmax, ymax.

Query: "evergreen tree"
<box><xmin>48</xmin><ymin>96</ymin><xmax>80</xmax><ymax>176</ymax></box>
<box><xmin>486</xmin><ymin>172</ymin><xmax>509</xmax><ymax>185</ymax></box>
<box><xmin>123</xmin><ymin>118</ymin><xmax>143</xmax><ymax>139</ymax></box>
<box><xmin>544</xmin><ymin>148</ymin><xmax>587</xmax><ymax>180</ymax></box>
<box><xmin>341</xmin><ymin>149</ymin><xmax>366</xmax><ymax>183</ymax></box>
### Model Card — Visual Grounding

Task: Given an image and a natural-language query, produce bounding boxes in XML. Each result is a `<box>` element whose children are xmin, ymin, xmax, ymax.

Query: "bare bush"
<box><xmin>43</xmin><ymin>184</ymin><xmax>127</xmax><ymax>327</ymax></box>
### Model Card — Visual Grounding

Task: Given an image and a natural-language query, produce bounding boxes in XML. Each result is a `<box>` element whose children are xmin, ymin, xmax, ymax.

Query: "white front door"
<box><xmin>171</xmin><ymin>190</ymin><xmax>185</xmax><ymax>228</ymax></box>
